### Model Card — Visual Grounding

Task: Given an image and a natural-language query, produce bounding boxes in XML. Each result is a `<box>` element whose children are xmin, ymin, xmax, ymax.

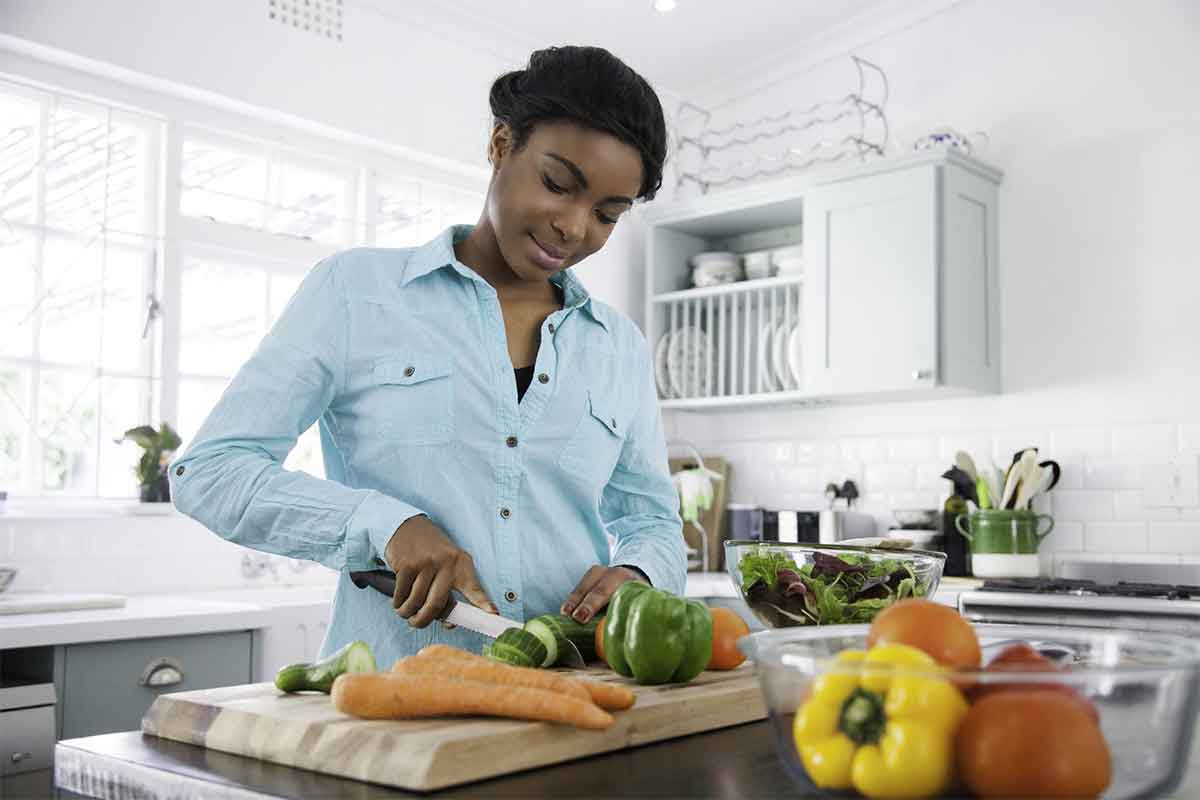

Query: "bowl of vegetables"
<box><xmin>724</xmin><ymin>541</ymin><xmax>945</xmax><ymax>628</ymax></box>
<box><xmin>739</xmin><ymin>601</ymin><xmax>1200</xmax><ymax>799</ymax></box>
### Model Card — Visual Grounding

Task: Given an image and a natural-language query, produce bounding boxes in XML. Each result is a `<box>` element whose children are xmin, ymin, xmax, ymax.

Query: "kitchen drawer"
<box><xmin>0</xmin><ymin>706</ymin><xmax>54</xmax><ymax>776</ymax></box>
<box><xmin>61</xmin><ymin>631</ymin><xmax>252</xmax><ymax>739</ymax></box>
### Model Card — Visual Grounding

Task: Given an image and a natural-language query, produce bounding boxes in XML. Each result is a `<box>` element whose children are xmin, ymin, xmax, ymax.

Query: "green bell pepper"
<box><xmin>603</xmin><ymin>581</ymin><xmax>713</xmax><ymax>685</ymax></box>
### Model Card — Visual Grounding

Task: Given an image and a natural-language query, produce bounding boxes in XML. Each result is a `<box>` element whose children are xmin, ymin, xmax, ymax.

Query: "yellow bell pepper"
<box><xmin>792</xmin><ymin>644</ymin><xmax>968</xmax><ymax>799</ymax></box>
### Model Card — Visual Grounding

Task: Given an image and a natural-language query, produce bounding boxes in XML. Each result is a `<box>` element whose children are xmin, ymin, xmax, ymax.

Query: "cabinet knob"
<box><xmin>11</xmin><ymin>751</ymin><xmax>33</xmax><ymax>763</ymax></box>
<box><xmin>912</xmin><ymin>369</ymin><xmax>934</xmax><ymax>381</ymax></box>
<box><xmin>139</xmin><ymin>657</ymin><xmax>185</xmax><ymax>688</ymax></box>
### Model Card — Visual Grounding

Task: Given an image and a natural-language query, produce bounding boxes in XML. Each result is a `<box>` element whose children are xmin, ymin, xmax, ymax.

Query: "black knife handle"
<box><xmin>349</xmin><ymin>569</ymin><xmax>396</xmax><ymax>597</ymax></box>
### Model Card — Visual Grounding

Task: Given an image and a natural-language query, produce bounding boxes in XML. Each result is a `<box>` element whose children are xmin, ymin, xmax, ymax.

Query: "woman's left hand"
<box><xmin>560</xmin><ymin>565</ymin><xmax>647</xmax><ymax>623</ymax></box>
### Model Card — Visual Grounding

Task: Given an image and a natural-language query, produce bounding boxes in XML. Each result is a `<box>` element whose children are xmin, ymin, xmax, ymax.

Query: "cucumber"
<box><xmin>524</xmin><ymin>614</ymin><xmax>600</xmax><ymax>665</ymax></box>
<box><xmin>274</xmin><ymin>639</ymin><xmax>376</xmax><ymax>693</ymax></box>
<box><xmin>483</xmin><ymin>628</ymin><xmax>547</xmax><ymax>669</ymax></box>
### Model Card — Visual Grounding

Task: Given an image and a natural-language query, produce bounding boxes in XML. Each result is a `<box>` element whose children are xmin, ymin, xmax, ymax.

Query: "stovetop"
<box><xmin>979</xmin><ymin>577</ymin><xmax>1200</xmax><ymax>600</ymax></box>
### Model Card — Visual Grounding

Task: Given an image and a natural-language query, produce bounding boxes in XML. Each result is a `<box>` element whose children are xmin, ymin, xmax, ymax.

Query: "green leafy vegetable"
<box><xmin>739</xmin><ymin>545</ymin><xmax>930</xmax><ymax>627</ymax></box>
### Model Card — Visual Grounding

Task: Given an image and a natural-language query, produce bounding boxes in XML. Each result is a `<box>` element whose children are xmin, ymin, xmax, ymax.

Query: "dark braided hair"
<box><xmin>489</xmin><ymin>46</ymin><xmax>667</xmax><ymax>202</ymax></box>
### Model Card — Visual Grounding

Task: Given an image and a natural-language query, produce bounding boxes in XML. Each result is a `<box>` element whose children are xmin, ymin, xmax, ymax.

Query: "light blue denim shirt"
<box><xmin>170</xmin><ymin>225</ymin><xmax>684</xmax><ymax>667</ymax></box>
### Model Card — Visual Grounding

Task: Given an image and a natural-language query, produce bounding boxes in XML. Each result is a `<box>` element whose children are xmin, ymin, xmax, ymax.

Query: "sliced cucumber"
<box><xmin>524</xmin><ymin>614</ymin><xmax>600</xmax><ymax>665</ymax></box>
<box><xmin>274</xmin><ymin>639</ymin><xmax>376</xmax><ymax>693</ymax></box>
<box><xmin>484</xmin><ymin>628</ymin><xmax>547</xmax><ymax>669</ymax></box>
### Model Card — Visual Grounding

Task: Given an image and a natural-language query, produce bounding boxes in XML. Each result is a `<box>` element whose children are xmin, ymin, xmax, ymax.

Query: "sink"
<box><xmin>0</xmin><ymin>592</ymin><xmax>126</xmax><ymax>615</ymax></box>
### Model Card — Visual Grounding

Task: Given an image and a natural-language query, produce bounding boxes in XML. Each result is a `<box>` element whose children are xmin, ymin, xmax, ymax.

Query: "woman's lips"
<box><xmin>529</xmin><ymin>234</ymin><xmax>569</xmax><ymax>270</ymax></box>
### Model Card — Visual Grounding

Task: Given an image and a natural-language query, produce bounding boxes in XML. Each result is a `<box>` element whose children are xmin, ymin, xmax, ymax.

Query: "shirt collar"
<box><xmin>402</xmin><ymin>225</ymin><xmax>610</xmax><ymax>333</ymax></box>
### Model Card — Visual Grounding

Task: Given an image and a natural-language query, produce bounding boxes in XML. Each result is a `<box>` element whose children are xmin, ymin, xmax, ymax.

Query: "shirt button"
<box><xmin>175</xmin><ymin>466</ymin><xmax>185</xmax><ymax>477</ymax></box>
<box><xmin>505</xmin><ymin>436</ymin><xmax>518</xmax><ymax>448</ymax></box>
<box><xmin>537</xmin><ymin>373</ymin><xmax>549</xmax><ymax>384</ymax></box>
<box><xmin>499</xmin><ymin>507</ymin><xmax>511</xmax><ymax>519</ymax></box>
<box><xmin>505</xmin><ymin>591</ymin><xmax>517</xmax><ymax>602</ymax></box>
<box><xmin>547</xmin><ymin>322</ymin><xmax>556</xmax><ymax>334</ymax></box>
<box><xmin>403</xmin><ymin>366</ymin><xmax>415</xmax><ymax>377</ymax></box>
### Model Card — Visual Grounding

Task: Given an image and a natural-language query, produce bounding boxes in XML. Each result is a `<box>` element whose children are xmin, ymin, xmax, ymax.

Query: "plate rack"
<box><xmin>652</xmin><ymin>277</ymin><xmax>802</xmax><ymax>403</ymax></box>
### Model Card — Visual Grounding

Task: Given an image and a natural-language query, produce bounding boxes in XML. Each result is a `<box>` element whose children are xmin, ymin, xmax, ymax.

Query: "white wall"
<box><xmin>664</xmin><ymin>0</ymin><xmax>1200</xmax><ymax>567</ymax></box>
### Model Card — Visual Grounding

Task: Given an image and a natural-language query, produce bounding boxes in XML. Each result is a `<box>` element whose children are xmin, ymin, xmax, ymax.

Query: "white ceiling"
<box><xmin>422</xmin><ymin>0</ymin><xmax>908</xmax><ymax>99</ymax></box>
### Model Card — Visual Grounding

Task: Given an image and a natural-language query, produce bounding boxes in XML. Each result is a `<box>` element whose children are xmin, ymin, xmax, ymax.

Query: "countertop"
<box><xmin>0</xmin><ymin>584</ymin><xmax>337</xmax><ymax>649</ymax></box>
<box><xmin>47</xmin><ymin>718</ymin><xmax>1200</xmax><ymax>800</ymax></box>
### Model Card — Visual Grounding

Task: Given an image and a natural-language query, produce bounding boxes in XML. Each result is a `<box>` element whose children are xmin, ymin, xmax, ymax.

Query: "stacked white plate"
<box><xmin>771</xmin><ymin>244</ymin><xmax>804</xmax><ymax>276</ymax></box>
<box><xmin>743</xmin><ymin>250</ymin><xmax>774</xmax><ymax>281</ymax></box>
<box><xmin>689</xmin><ymin>252</ymin><xmax>742</xmax><ymax>288</ymax></box>
<box><xmin>756</xmin><ymin>320</ymin><xmax>803</xmax><ymax>392</ymax></box>
<box><xmin>655</xmin><ymin>327</ymin><xmax>717</xmax><ymax>399</ymax></box>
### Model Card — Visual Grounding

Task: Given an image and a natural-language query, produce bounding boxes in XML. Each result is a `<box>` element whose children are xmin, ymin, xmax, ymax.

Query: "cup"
<box><xmin>955</xmin><ymin>509</ymin><xmax>1054</xmax><ymax>555</ymax></box>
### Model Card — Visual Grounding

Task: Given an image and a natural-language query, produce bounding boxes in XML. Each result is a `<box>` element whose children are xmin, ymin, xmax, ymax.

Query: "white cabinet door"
<box><xmin>803</xmin><ymin>165</ymin><xmax>939</xmax><ymax>395</ymax></box>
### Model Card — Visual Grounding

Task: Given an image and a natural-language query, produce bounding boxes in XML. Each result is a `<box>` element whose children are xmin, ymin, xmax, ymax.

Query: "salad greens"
<box><xmin>740</xmin><ymin>546</ymin><xmax>925</xmax><ymax>627</ymax></box>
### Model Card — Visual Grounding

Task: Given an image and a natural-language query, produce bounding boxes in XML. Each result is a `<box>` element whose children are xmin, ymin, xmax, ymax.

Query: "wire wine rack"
<box><xmin>674</xmin><ymin>56</ymin><xmax>890</xmax><ymax>195</ymax></box>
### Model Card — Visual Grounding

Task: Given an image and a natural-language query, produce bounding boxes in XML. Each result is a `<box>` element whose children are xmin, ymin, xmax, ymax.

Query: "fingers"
<box><xmin>455</xmin><ymin>554</ymin><xmax>498</xmax><ymax>614</ymax></box>
<box><xmin>561</xmin><ymin>565</ymin><xmax>607</xmax><ymax>621</ymax></box>
<box><xmin>410</xmin><ymin>567</ymin><xmax>455</xmax><ymax>628</ymax></box>
<box><xmin>391</xmin><ymin>565</ymin><xmax>416</xmax><ymax>611</ymax></box>
<box><xmin>396</xmin><ymin>568</ymin><xmax>433</xmax><ymax>619</ymax></box>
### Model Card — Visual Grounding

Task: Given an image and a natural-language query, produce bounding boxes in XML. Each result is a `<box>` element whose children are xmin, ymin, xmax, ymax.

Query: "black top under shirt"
<box><xmin>514</xmin><ymin>364</ymin><xmax>536</xmax><ymax>402</ymax></box>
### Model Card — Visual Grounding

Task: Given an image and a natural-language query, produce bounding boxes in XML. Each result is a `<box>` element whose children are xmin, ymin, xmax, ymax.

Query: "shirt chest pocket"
<box><xmin>557</xmin><ymin>390</ymin><xmax>626</xmax><ymax>490</ymax></box>
<box><xmin>368</xmin><ymin>354</ymin><xmax>455</xmax><ymax>445</ymax></box>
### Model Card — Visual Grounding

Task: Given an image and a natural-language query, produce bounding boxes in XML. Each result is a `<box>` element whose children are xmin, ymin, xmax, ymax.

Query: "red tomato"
<box><xmin>707</xmin><ymin>607</ymin><xmax>751</xmax><ymax>670</ymax></box>
<box><xmin>866</xmin><ymin>599</ymin><xmax>982</xmax><ymax>669</ymax></box>
<box><xmin>971</xmin><ymin>642</ymin><xmax>1099</xmax><ymax>721</ymax></box>
<box><xmin>957</xmin><ymin>690</ymin><xmax>1111</xmax><ymax>798</ymax></box>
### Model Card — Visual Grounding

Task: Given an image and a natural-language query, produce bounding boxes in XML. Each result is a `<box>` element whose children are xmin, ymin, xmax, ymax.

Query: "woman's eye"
<box><xmin>542</xmin><ymin>175</ymin><xmax>566</xmax><ymax>194</ymax></box>
<box><xmin>595</xmin><ymin>210</ymin><xmax>618</xmax><ymax>226</ymax></box>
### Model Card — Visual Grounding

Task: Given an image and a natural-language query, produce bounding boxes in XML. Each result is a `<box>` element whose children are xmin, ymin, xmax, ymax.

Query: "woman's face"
<box><xmin>486</xmin><ymin>120</ymin><xmax>644</xmax><ymax>282</ymax></box>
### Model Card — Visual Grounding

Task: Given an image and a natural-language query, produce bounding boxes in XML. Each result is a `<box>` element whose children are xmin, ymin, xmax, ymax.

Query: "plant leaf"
<box><xmin>121</xmin><ymin>425</ymin><xmax>158</xmax><ymax>448</ymax></box>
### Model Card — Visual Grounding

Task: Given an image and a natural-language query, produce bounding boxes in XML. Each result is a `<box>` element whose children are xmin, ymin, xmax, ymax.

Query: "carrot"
<box><xmin>580</xmin><ymin>681</ymin><xmax>636</xmax><ymax>712</ymax></box>
<box><xmin>411</xmin><ymin>644</ymin><xmax>636</xmax><ymax>712</ymax></box>
<box><xmin>392</xmin><ymin>655</ymin><xmax>591</xmax><ymax>703</ymax></box>
<box><xmin>331</xmin><ymin>672</ymin><xmax>614</xmax><ymax>730</ymax></box>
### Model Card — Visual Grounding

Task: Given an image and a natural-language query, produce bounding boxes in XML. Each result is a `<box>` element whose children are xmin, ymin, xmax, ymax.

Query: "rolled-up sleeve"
<box><xmin>601</xmin><ymin>337</ymin><xmax>686</xmax><ymax>595</ymax></box>
<box><xmin>169</xmin><ymin>254</ymin><xmax>423</xmax><ymax>572</ymax></box>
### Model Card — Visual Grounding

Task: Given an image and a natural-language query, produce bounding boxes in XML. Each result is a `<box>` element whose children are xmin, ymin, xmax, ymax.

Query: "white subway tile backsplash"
<box><xmin>1112</xmin><ymin>423</ymin><xmax>1178</xmax><ymax>456</ymax></box>
<box><xmin>776</xmin><ymin>465</ymin><xmax>821</xmax><ymax>493</ymax></box>
<box><xmin>1052</xmin><ymin>490</ymin><xmax>1114</xmax><ymax>521</ymax></box>
<box><xmin>888</xmin><ymin>436</ymin><xmax>937</xmax><ymax>463</ymax></box>
<box><xmin>1041</xmin><ymin>520</ymin><xmax>1084</xmax><ymax>553</ymax></box>
<box><xmin>1084</xmin><ymin>522</ymin><xmax>1147</xmax><ymax>552</ymax></box>
<box><xmin>1083</xmin><ymin>458</ymin><xmax>1142</xmax><ymax>490</ymax></box>
<box><xmin>1114</xmin><ymin>490</ymin><xmax>1182</xmax><ymax>521</ymax></box>
<box><xmin>992</xmin><ymin>431</ymin><xmax>1047</xmax><ymax>464</ymax></box>
<box><xmin>865</xmin><ymin>463</ymin><xmax>915</xmax><ymax>491</ymax></box>
<box><xmin>1147</xmin><ymin>522</ymin><xmax>1200</xmax><ymax>555</ymax></box>
<box><xmin>766</xmin><ymin>441</ymin><xmax>796</xmax><ymax>464</ymax></box>
<box><xmin>1050</xmin><ymin>428</ymin><xmax>1110</xmax><ymax>457</ymax></box>
<box><xmin>938</xmin><ymin>434</ymin><xmax>993</xmax><ymax>463</ymax></box>
<box><xmin>886</xmin><ymin>492</ymin><xmax>942</xmax><ymax>512</ymax></box>
<box><xmin>915</xmin><ymin>463</ymin><xmax>950</xmax><ymax>491</ymax></box>
<box><xmin>841</xmin><ymin>437</ymin><xmax>888</xmax><ymax>463</ymax></box>
<box><xmin>794</xmin><ymin>440</ymin><xmax>840</xmax><ymax>464</ymax></box>
<box><xmin>1053</xmin><ymin>460</ymin><xmax>1085</xmax><ymax>490</ymax></box>
<box><xmin>1180</xmin><ymin>425</ymin><xmax>1200</xmax><ymax>452</ymax></box>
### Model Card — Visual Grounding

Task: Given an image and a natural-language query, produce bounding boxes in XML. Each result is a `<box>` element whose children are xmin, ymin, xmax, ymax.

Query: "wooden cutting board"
<box><xmin>142</xmin><ymin>665</ymin><xmax>766</xmax><ymax>791</ymax></box>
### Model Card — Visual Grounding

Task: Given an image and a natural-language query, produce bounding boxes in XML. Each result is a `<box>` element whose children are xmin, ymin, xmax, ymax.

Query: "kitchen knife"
<box><xmin>348</xmin><ymin>569</ymin><xmax>587</xmax><ymax>667</ymax></box>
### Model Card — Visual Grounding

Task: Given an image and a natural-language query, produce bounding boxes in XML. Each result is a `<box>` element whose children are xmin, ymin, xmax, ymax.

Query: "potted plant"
<box><xmin>117</xmin><ymin>422</ymin><xmax>182</xmax><ymax>503</ymax></box>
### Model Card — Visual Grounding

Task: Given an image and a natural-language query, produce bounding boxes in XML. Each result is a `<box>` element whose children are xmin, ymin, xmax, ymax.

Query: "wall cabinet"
<box><xmin>642</xmin><ymin>149</ymin><xmax>1002</xmax><ymax>410</ymax></box>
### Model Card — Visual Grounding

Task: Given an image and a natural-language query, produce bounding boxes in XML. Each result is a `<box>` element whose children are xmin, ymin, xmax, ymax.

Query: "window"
<box><xmin>0</xmin><ymin>74</ymin><xmax>484</xmax><ymax>503</ymax></box>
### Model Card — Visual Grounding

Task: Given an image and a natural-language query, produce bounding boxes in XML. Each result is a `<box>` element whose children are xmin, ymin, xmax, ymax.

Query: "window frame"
<box><xmin>0</xmin><ymin>53</ymin><xmax>487</xmax><ymax>511</ymax></box>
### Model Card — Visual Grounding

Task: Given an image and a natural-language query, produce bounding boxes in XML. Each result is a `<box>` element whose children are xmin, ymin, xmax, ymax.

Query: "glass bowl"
<box><xmin>739</xmin><ymin>624</ymin><xmax>1200</xmax><ymax>799</ymax></box>
<box><xmin>724</xmin><ymin>540</ymin><xmax>946</xmax><ymax>628</ymax></box>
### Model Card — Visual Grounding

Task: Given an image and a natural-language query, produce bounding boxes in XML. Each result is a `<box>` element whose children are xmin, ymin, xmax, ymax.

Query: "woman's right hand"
<box><xmin>383</xmin><ymin>515</ymin><xmax>497</xmax><ymax>628</ymax></box>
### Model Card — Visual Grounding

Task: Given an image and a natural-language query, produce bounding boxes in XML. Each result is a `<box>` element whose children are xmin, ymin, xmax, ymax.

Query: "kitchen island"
<box><xmin>44</xmin><ymin>718</ymin><xmax>1200</xmax><ymax>799</ymax></box>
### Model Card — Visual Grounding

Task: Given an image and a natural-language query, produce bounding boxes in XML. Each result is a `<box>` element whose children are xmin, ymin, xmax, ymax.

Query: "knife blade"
<box><xmin>348</xmin><ymin>568</ymin><xmax>588</xmax><ymax>667</ymax></box>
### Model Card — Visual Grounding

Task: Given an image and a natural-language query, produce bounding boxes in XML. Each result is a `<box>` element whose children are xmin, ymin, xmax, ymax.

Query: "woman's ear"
<box><xmin>488</xmin><ymin>123</ymin><xmax>513</xmax><ymax>170</ymax></box>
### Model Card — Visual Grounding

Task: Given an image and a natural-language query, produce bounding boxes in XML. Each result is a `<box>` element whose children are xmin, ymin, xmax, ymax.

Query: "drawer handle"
<box><xmin>11</xmin><ymin>751</ymin><xmax>33</xmax><ymax>763</ymax></box>
<box><xmin>139</xmin><ymin>657</ymin><xmax>185</xmax><ymax>688</ymax></box>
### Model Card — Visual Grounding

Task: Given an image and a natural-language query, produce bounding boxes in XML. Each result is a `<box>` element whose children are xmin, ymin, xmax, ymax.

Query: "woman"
<box><xmin>170</xmin><ymin>46</ymin><xmax>685</xmax><ymax>668</ymax></box>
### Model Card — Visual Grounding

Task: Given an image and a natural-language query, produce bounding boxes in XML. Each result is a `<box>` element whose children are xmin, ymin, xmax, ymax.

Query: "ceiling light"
<box><xmin>652</xmin><ymin>0</ymin><xmax>677</xmax><ymax>13</ymax></box>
